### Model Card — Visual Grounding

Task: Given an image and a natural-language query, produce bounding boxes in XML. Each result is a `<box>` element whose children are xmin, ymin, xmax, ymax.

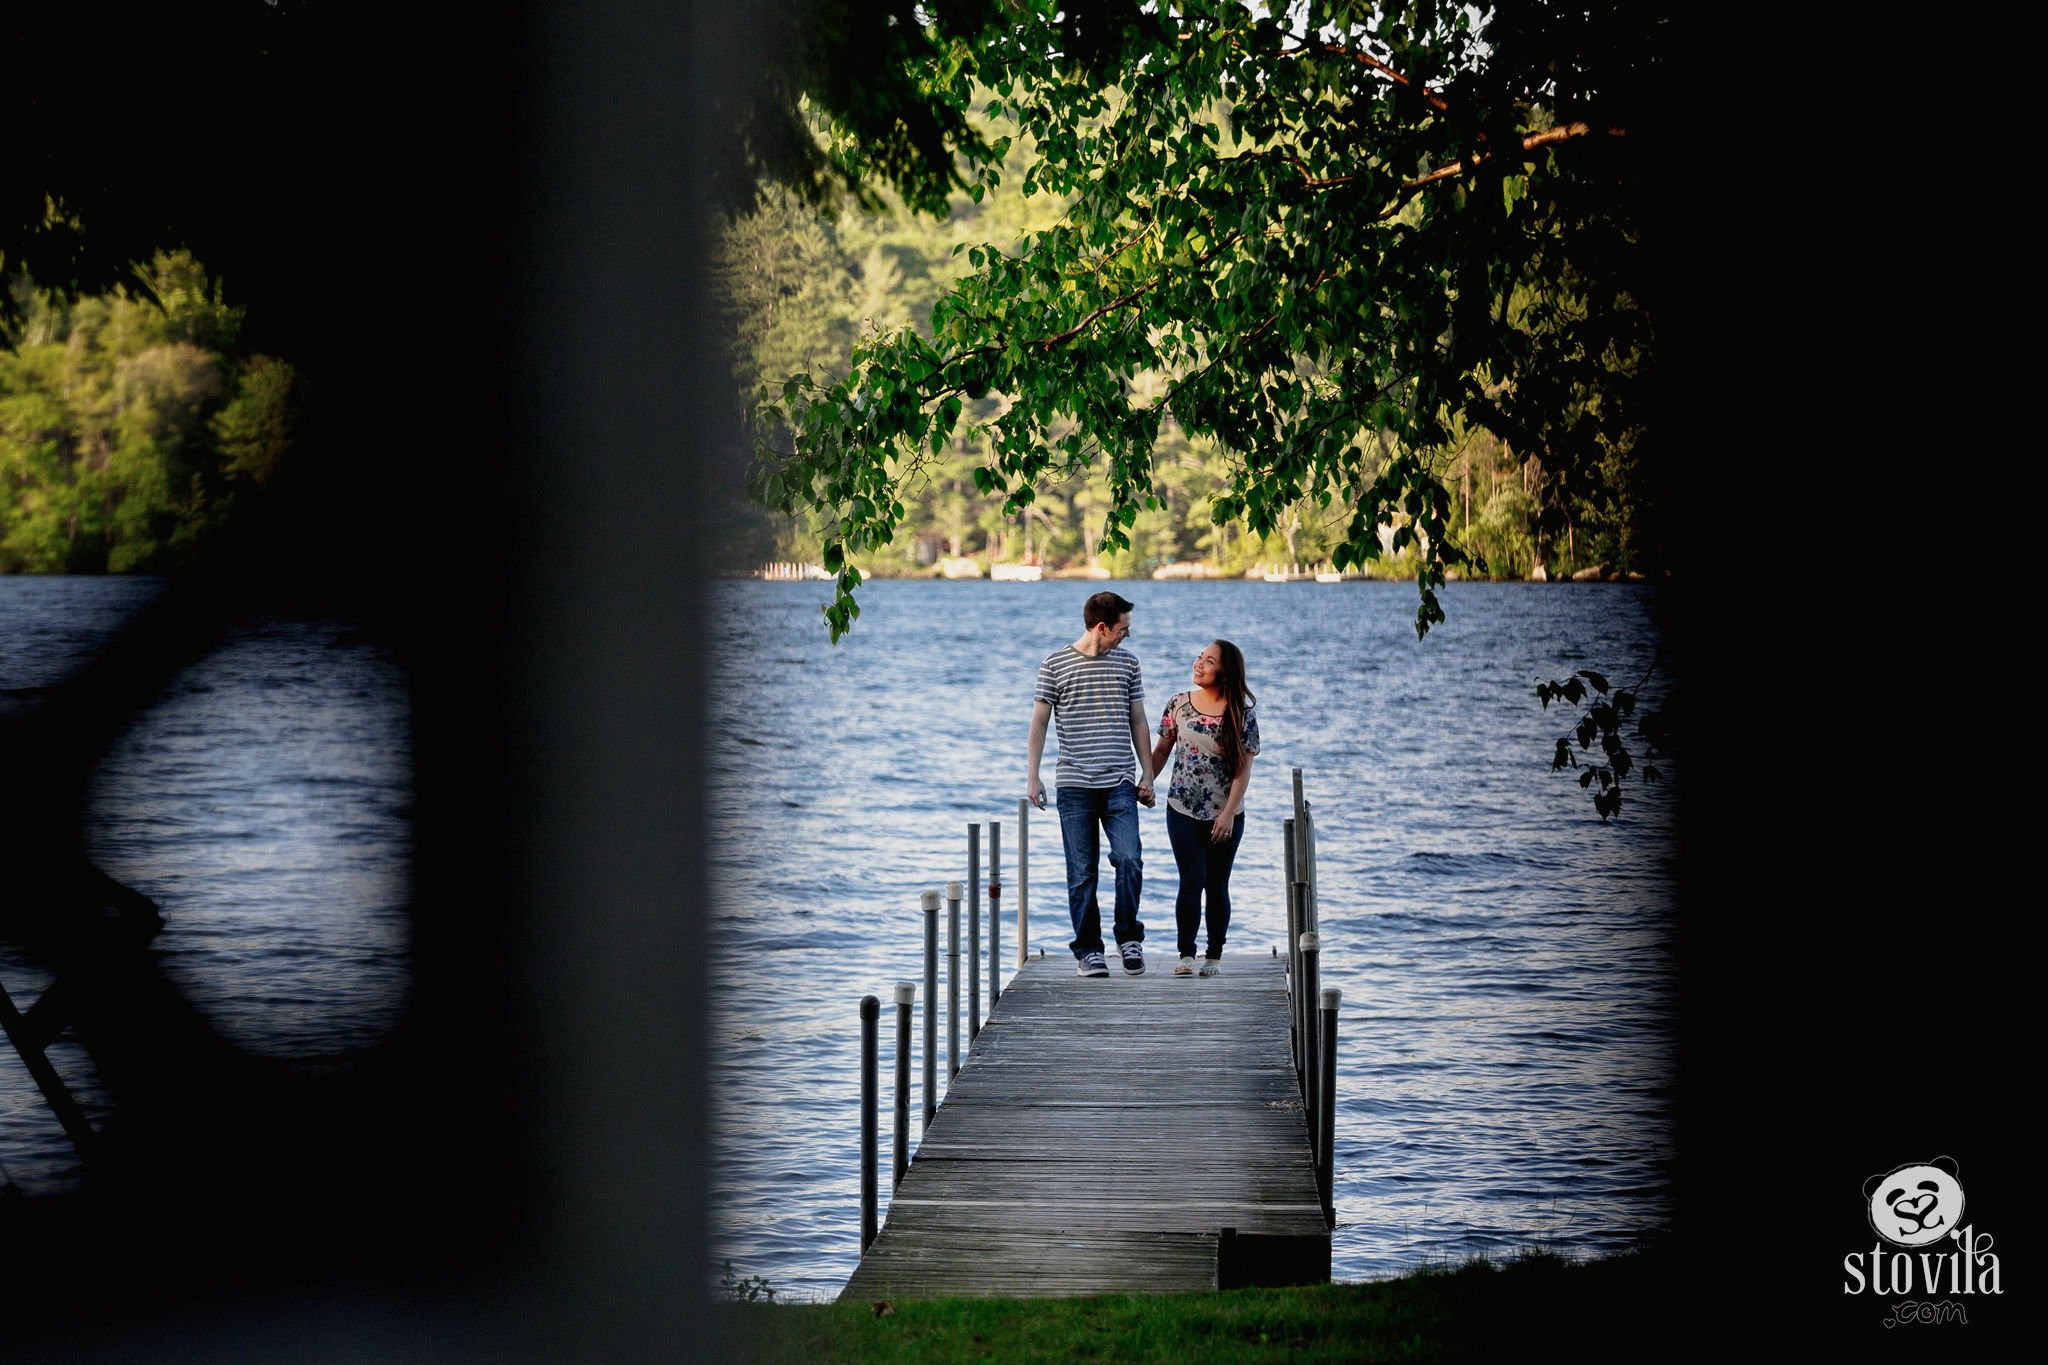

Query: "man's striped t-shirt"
<box><xmin>1035</xmin><ymin>645</ymin><xmax>1144</xmax><ymax>789</ymax></box>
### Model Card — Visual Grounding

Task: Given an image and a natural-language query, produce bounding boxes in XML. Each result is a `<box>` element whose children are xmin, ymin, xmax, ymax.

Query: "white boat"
<box><xmin>759</xmin><ymin>561</ymin><xmax>833</xmax><ymax>581</ymax></box>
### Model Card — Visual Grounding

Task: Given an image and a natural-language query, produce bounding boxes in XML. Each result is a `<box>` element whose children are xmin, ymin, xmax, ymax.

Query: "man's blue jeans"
<box><xmin>1055</xmin><ymin>781</ymin><xmax>1144</xmax><ymax>957</ymax></box>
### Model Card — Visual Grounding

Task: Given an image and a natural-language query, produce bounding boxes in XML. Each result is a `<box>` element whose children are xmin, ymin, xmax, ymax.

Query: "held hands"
<box><xmin>1136</xmin><ymin>779</ymin><xmax>1157</xmax><ymax>808</ymax></box>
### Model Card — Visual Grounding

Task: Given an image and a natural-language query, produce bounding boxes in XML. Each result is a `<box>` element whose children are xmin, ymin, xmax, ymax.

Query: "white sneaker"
<box><xmin>1173</xmin><ymin>956</ymin><xmax>1196</xmax><ymax>976</ymax></box>
<box><xmin>1198</xmin><ymin>957</ymin><xmax>1222</xmax><ymax>976</ymax></box>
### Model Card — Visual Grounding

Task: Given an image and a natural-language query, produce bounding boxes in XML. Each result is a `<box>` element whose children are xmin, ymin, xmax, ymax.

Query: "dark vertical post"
<box><xmin>945</xmin><ymin>880</ymin><xmax>963</xmax><ymax>1081</ymax></box>
<box><xmin>968</xmin><ymin>824</ymin><xmax>981</xmax><ymax>1041</ymax></box>
<box><xmin>921</xmin><ymin>889</ymin><xmax>939</xmax><ymax>1127</ymax></box>
<box><xmin>1318</xmin><ymin>986</ymin><xmax>1341</xmax><ymax>1229</ymax></box>
<box><xmin>1015</xmin><ymin>799</ymin><xmax>1029</xmax><ymax>965</ymax></box>
<box><xmin>859</xmin><ymin>994</ymin><xmax>879</xmax><ymax>1253</ymax></box>
<box><xmin>989</xmin><ymin>820</ymin><xmax>1003</xmax><ymax>1006</ymax></box>
<box><xmin>1283</xmin><ymin>815</ymin><xmax>1301</xmax><ymax>1073</ymax></box>
<box><xmin>1301</xmin><ymin>799</ymin><xmax>1318</xmax><ymax>933</ymax></box>
<box><xmin>892</xmin><ymin>980</ymin><xmax>915</xmax><ymax>1188</ymax></box>
<box><xmin>1298</xmin><ymin>930</ymin><xmax>1321</xmax><ymax>1146</ymax></box>
<box><xmin>1288</xmin><ymin>881</ymin><xmax>1310</xmax><ymax>1089</ymax></box>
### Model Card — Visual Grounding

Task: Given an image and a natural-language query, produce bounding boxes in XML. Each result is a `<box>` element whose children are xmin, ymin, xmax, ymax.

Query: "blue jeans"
<box><xmin>1055</xmin><ymin>782</ymin><xmax>1144</xmax><ymax>957</ymax></box>
<box><xmin>1166</xmin><ymin>805</ymin><xmax>1244</xmax><ymax>958</ymax></box>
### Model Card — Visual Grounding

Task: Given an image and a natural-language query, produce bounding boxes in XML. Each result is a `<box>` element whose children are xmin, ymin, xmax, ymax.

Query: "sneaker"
<box><xmin>1119</xmin><ymin>942</ymin><xmax>1145</xmax><ymax>975</ymax></box>
<box><xmin>1076</xmin><ymin>951</ymin><xmax>1109</xmax><ymax>977</ymax></box>
<box><xmin>1173</xmin><ymin>956</ymin><xmax>1196</xmax><ymax>976</ymax></box>
<box><xmin>1198</xmin><ymin>957</ymin><xmax>1222</xmax><ymax>977</ymax></box>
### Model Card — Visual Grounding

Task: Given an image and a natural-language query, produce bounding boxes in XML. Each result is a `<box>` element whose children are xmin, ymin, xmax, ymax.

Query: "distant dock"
<box><xmin>840</xmin><ymin>952</ymin><xmax>1328</xmax><ymax>1299</ymax></box>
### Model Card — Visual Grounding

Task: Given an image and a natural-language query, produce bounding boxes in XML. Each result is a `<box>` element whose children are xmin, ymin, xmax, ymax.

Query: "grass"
<box><xmin>712</xmin><ymin>1248</ymin><xmax>1680</xmax><ymax>1364</ymax></box>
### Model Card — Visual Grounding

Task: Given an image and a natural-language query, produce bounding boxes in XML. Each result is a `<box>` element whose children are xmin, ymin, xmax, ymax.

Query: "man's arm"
<box><xmin>1025</xmin><ymin>699</ymin><xmax>1052</xmax><ymax>808</ymax></box>
<box><xmin>1129</xmin><ymin>698</ymin><xmax>1156</xmax><ymax>806</ymax></box>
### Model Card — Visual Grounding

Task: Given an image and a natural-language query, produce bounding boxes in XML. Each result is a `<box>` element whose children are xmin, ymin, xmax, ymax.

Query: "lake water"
<box><xmin>0</xmin><ymin>574</ymin><xmax>1676</xmax><ymax>1302</ymax></box>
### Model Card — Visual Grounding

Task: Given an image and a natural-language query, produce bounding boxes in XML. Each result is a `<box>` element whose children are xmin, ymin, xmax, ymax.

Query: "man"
<box><xmin>1025</xmin><ymin>591</ymin><xmax>1156</xmax><ymax>977</ymax></box>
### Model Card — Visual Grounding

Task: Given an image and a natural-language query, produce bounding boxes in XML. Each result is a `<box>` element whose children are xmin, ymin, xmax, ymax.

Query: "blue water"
<box><xmin>0</xmin><ymin>577</ymin><xmax>413</xmax><ymax>1192</ymax></box>
<box><xmin>0</xmin><ymin>574</ymin><xmax>1676</xmax><ymax>1301</ymax></box>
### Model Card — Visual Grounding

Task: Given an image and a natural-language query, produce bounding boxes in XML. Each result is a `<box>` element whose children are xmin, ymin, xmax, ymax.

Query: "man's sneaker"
<box><xmin>1173</xmin><ymin>956</ymin><xmax>1196</xmax><ymax>976</ymax></box>
<box><xmin>1076</xmin><ymin>951</ymin><xmax>1110</xmax><ymax>977</ymax></box>
<box><xmin>1198</xmin><ymin>957</ymin><xmax>1223</xmax><ymax>977</ymax></box>
<box><xmin>1120</xmin><ymin>942</ymin><xmax>1145</xmax><ymax>975</ymax></box>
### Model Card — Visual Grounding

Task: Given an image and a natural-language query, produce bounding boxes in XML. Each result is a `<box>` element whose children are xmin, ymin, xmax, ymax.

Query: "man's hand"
<box><xmin>1027</xmin><ymin>774</ymin><xmax>1046</xmax><ymax>809</ymax></box>
<box><xmin>1136</xmin><ymin>779</ymin><xmax>1156</xmax><ymax>808</ymax></box>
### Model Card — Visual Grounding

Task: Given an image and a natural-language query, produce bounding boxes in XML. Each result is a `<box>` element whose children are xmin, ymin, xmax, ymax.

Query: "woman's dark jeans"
<box><xmin>1166</xmin><ymin>805</ymin><xmax>1244</xmax><ymax>958</ymax></box>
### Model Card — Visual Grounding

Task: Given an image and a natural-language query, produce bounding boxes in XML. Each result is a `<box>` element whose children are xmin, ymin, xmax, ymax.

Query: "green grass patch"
<box><xmin>715</xmin><ymin>1249</ymin><xmax>1678</xmax><ymax>1364</ymax></box>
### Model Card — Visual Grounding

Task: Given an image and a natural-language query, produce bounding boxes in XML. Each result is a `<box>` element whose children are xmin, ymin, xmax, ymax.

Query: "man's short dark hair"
<box><xmin>1083</xmin><ymin>591</ymin><xmax>1135</xmax><ymax>630</ymax></box>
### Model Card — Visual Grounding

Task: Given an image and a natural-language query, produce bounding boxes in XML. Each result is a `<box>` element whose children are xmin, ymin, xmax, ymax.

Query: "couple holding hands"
<box><xmin>1025</xmin><ymin>591</ymin><xmax>1260</xmax><ymax>979</ymax></box>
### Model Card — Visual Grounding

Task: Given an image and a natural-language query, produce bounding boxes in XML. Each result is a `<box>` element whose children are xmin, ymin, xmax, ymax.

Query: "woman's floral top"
<box><xmin>1158</xmin><ymin>691</ymin><xmax>1260</xmax><ymax>820</ymax></box>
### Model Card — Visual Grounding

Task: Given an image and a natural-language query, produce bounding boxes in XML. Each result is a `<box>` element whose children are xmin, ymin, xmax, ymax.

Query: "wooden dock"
<box><xmin>840</xmin><ymin>951</ymin><xmax>1329</xmax><ymax>1301</ymax></box>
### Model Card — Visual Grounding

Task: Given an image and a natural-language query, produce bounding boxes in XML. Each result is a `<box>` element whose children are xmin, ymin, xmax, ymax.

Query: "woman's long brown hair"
<box><xmin>1211</xmin><ymin>638</ymin><xmax>1256</xmax><ymax>778</ymax></box>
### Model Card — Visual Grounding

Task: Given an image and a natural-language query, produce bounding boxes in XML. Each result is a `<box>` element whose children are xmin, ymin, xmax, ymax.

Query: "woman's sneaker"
<box><xmin>1119</xmin><ymin>942</ymin><xmax>1146</xmax><ymax>975</ymax></box>
<box><xmin>1198</xmin><ymin>957</ymin><xmax>1223</xmax><ymax>976</ymax></box>
<box><xmin>1174</xmin><ymin>956</ymin><xmax>1196</xmax><ymax>976</ymax></box>
<box><xmin>1076</xmin><ymin>951</ymin><xmax>1110</xmax><ymax>977</ymax></box>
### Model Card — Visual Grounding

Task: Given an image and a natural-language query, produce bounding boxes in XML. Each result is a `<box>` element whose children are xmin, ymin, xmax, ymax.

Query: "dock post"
<box><xmin>1283</xmin><ymin>816</ymin><xmax>1300</xmax><ymax>1058</ymax></box>
<box><xmin>1298</xmin><ymin>930</ymin><xmax>1321</xmax><ymax>1152</ymax></box>
<box><xmin>921</xmin><ymin>889</ymin><xmax>939</xmax><ymax>1127</ymax></box>
<box><xmin>1017</xmin><ymin>798</ymin><xmax>1030</xmax><ymax>966</ymax></box>
<box><xmin>860</xmin><ymin>994</ymin><xmax>879</xmax><ymax>1252</ymax></box>
<box><xmin>893</xmin><ymin>980</ymin><xmax>915</xmax><ymax>1188</ymax></box>
<box><xmin>946</xmin><ymin>880</ymin><xmax>963</xmax><ymax>1081</ymax></box>
<box><xmin>1301</xmin><ymin>799</ymin><xmax>1318</xmax><ymax>931</ymax></box>
<box><xmin>987</xmin><ymin>820</ymin><xmax>1002</xmax><ymax>1008</ymax></box>
<box><xmin>1318</xmin><ymin>986</ymin><xmax>1342</xmax><ymax>1228</ymax></box>
<box><xmin>1288</xmin><ymin>880</ymin><xmax>1310</xmax><ymax>1089</ymax></box>
<box><xmin>968</xmin><ymin>825</ymin><xmax>982</xmax><ymax>1041</ymax></box>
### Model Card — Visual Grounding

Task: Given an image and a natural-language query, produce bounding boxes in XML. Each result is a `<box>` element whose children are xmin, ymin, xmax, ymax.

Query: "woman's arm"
<box><xmin>1148</xmin><ymin>729</ymin><xmax>1175</xmax><ymax>778</ymax></box>
<box><xmin>1211</xmin><ymin>755</ymin><xmax>1254</xmax><ymax>842</ymax></box>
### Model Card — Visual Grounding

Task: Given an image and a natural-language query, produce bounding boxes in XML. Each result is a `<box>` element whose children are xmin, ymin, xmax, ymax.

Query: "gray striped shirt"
<box><xmin>1035</xmin><ymin>645</ymin><xmax>1144</xmax><ymax>789</ymax></box>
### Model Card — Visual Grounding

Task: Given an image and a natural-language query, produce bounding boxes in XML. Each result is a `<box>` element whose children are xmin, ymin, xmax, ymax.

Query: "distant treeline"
<box><xmin>712</xmin><ymin>120</ymin><xmax>1659</xmax><ymax>583</ymax></box>
<box><xmin>0</xmin><ymin>252</ymin><xmax>293</xmax><ymax>574</ymax></box>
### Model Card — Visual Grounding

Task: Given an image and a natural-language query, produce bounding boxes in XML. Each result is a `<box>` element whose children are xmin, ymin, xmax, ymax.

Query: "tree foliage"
<box><xmin>752</xmin><ymin>1</ymin><xmax>1664</xmax><ymax>638</ymax></box>
<box><xmin>1537</xmin><ymin>664</ymin><xmax>1667</xmax><ymax>821</ymax></box>
<box><xmin>1</xmin><ymin>252</ymin><xmax>295</xmax><ymax>573</ymax></box>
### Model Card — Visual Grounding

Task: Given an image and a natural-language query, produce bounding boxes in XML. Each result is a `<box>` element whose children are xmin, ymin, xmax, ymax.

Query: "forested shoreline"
<box><xmin>0</xmin><ymin>252</ymin><xmax>293</xmax><ymax>575</ymax></box>
<box><xmin>715</xmin><ymin>100</ymin><xmax>1659</xmax><ymax>587</ymax></box>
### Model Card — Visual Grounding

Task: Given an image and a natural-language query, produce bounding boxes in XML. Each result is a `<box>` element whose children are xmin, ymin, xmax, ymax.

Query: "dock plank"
<box><xmin>839</xmin><ymin>953</ymin><xmax>1328</xmax><ymax>1300</ymax></box>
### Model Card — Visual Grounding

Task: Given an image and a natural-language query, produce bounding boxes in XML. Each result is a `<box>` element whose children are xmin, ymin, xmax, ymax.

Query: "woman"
<box><xmin>1150</xmin><ymin>639</ymin><xmax>1259</xmax><ymax>976</ymax></box>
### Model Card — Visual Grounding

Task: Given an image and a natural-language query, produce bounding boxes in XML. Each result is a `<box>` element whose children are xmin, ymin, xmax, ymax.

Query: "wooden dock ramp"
<box><xmin>840</xmin><ymin>952</ymin><xmax>1329</xmax><ymax>1301</ymax></box>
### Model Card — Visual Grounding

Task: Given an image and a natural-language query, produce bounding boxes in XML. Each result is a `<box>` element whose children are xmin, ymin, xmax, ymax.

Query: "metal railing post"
<box><xmin>921</xmin><ymin>889</ymin><xmax>939</xmax><ymax>1127</ymax></box>
<box><xmin>860</xmin><ymin>994</ymin><xmax>879</xmax><ymax>1252</ymax></box>
<box><xmin>1298</xmin><ymin>929</ymin><xmax>1320</xmax><ymax>1148</ymax></box>
<box><xmin>1318</xmin><ymin>986</ymin><xmax>1341</xmax><ymax>1229</ymax></box>
<box><xmin>968</xmin><ymin>825</ymin><xmax>982</xmax><ymax>1041</ymax></box>
<box><xmin>892</xmin><ymin>980</ymin><xmax>915</xmax><ymax>1188</ymax></box>
<box><xmin>945</xmin><ymin>880</ymin><xmax>963</xmax><ymax>1081</ymax></box>
<box><xmin>987</xmin><ymin>820</ymin><xmax>1002</xmax><ymax>1008</ymax></box>
<box><xmin>1017</xmin><ymin>798</ymin><xmax>1030</xmax><ymax>965</ymax></box>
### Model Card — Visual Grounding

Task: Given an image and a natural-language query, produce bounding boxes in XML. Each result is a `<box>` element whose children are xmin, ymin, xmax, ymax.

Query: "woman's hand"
<box><xmin>1209</xmin><ymin>807</ymin><xmax>1237</xmax><ymax>842</ymax></box>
